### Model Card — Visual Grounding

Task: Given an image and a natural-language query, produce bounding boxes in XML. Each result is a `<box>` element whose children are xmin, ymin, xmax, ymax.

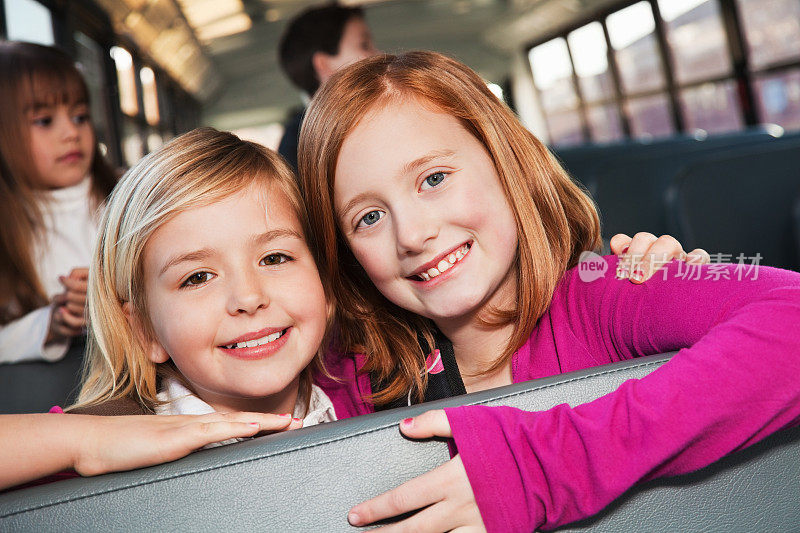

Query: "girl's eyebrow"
<box><xmin>159</xmin><ymin>228</ymin><xmax>304</xmax><ymax>276</ymax></box>
<box><xmin>337</xmin><ymin>149</ymin><xmax>457</xmax><ymax>218</ymax></box>
<box><xmin>400</xmin><ymin>149</ymin><xmax>455</xmax><ymax>177</ymax></box>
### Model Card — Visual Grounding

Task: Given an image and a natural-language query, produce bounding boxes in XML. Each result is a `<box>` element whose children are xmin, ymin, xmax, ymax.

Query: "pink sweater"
<box><xmin>317</xmin><ymin>257</ymin><xmax>800</xmax><ymax>531</ymax></box>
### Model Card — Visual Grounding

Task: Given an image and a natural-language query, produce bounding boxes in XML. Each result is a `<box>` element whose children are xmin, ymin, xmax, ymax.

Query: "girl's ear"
<box><xmin>311</xmin><ymin>51</ymin><xmax>336</xmax><ymax>82</ymax></box>
<box><xmin>122</xmin><ymin>302</ymin><xmax>170</xmax><ymax>364</ymax></box>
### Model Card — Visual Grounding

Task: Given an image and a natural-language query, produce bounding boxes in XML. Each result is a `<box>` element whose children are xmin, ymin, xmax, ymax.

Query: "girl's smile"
<box><xmin>218</xmin><ymin>326</ymin><xmax>291</xmax><ymax>359</ymax></box>
<box><xmin>334</xmin><ymin>99</ymin><xmax>519</xmax><ymax>327</ymax></box>
<box><xmin>139</xmin><ymin>183</ymin><xmax>328</xmax><ymax>413</ymax></box>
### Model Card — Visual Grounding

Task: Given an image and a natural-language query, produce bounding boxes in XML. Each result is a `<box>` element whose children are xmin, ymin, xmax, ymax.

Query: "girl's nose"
<box><xmin>226</xmin><ymin>271</ymin><xmax>269</xmax><ymax>315</ymax></box>
<box><xmin>58</xmin><ymin>113</ymin><xmax>81</xmax><ymax>141</ymax></box>
<box><xmin>393</xmin><ymin>207</ymin><xmax>439</xmax><ymax>255</ymax></box>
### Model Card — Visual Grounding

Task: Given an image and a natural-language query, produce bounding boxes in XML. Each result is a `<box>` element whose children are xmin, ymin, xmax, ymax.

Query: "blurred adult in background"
<box><xmin>277</xmin><ymin>4</ymin><xmax>379</xmax><ymax>171</ymax></box>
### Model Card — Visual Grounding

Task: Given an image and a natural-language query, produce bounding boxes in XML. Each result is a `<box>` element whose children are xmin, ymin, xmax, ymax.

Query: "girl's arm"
<box><xmin>447</xmin><ymin>260</ymin><xmax>800</xmax><ymax>531</ymax></box>
<box><xmin>349</xmin><ymin>260</ymin><xmax>800</xmax><ymax>532</ymax></box>
<box><xmin>0</xmin><ymin>412</ymin><xmax>299</xmax><ymax>491</ymax></box>
<box><xmin>0</xmin><ymin>306</ymin><xmax>70</xmax><ymax>364</ymax></box>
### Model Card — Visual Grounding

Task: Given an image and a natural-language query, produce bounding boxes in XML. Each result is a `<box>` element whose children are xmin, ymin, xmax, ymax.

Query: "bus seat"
<box><xmin>2</xmin><ymin>352</ymin><xmax>799</xmax><ymax>532</ymax></box>
<box><xmin>590</xmin><ymin>129</ymin><xmax>777</xmax><ymax>239</ymax></box>
<box><xmin>666</xmin><ymin>139</ymin><xmax>800</xmax><ymax>271</ymax></box>
<box><xmin>0</xmin><ymin>338</ymin><xmax>85</xmax><ymax>415</ymax></box>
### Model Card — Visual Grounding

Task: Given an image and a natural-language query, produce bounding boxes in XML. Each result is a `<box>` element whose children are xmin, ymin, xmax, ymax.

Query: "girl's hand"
<box><xmin>46</xmin><ymin>268</ymin><xmax>89</xmax><ymax>344</ymax></box>
<box><xmin>72</xmin><ymin>411</ymin><xmax>302</xmax><ymax>477</ymax></box>
<box><xmin>58</xmin><ymin>267</ymin><xmax>89</xmax><ymax>322</ymax></box>
<box><xmin>1</xmin><ymin>412</ymin><xmax>302</xmax><ymax>491</ymax></box>
<box><xmin>610</xmin><ymin>232</ymin><xmax>710</xmax><ymax>283</ymax></box>
<box><xmin>347</xmin><ymin>410</ymin><xmax>485</xmax><ymax>532</ymax></box>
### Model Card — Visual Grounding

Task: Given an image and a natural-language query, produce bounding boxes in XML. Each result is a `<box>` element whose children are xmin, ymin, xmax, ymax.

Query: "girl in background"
<box><xmin>0</xmin><ymin>41</ymin><xmax>117</xmax><ymax>363</ymax></box>
<box><xmin>300</xmin><ymin>51</ymin><xmax>800</xmax><ymax>531</ymax></box>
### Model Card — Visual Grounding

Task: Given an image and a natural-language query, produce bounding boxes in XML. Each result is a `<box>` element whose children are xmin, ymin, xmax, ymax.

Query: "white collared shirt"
<box><xmin>155</xmin><ymin>377</ymin><xmax>337</xmax><ymax>448</ymax></box>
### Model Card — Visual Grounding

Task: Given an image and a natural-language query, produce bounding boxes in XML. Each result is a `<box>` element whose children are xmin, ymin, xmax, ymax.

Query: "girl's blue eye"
<box><xmin>358</xmin><ymin>210</ymin><xmax>384</xmax><ymax>228</ymax></box>
<box><xmin>181</xmin><ymin>271</ymin><xmax>213</xmax><ymax>288</ymax></box>
<box><xmin>261</xmin><ymin>253</ymin><xmax>290</xmax><ymax>266</ymax></box>
<box><xmin>421</xmin><ymin>171</ymin><xmax>447</xmax><ymax>190</ymax></box>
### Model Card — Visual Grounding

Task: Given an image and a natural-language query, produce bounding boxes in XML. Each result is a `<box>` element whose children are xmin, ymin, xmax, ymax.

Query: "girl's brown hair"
<box><xmin>299</xmin><ymin>50</ymin><xmax>601</xmax><ymax>405</ymax></box>
<box><xmin>72</xmin><ymin>128</ymin><xmax>324</xmax><ymax>413</ymax></box>
<box><xmin>0</xmin><ymin>41</ymin><xmax>117</xmax><ymax>324</ymax></box>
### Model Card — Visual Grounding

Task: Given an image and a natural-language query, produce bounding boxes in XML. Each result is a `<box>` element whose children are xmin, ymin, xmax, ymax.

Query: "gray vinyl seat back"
<box><xmin>1</xmin><ymin>353</ymin><xmax>798</xmax><ymax>532</ymax></box>
<box><xmin>666</xmin><ymin>138</ymin><xmax>800</xmax><ymax>271</ymax></box>
<box><xmin>0</xmin><ymin>338</ymin><xmax>85</xmax><ymax>414</ymax></box>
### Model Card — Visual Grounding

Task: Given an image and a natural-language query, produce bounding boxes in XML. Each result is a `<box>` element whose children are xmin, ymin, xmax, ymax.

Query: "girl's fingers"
<box><xmin>399</xmin><ymin>410</ymin><xmax>452</xmax><ymax>439</ymax></box>
<box><xmin>687</xmin><ymin>248</ymin><xmax>710</xmax><ymax>264</ymax></box>
<box><xmin>216</xmin><ymin>411</ymin><xmax>296</xmax><ymax>432</ymax></box>
<box><xmin>349</xmin><ymin>462</ymin><xmax>448</xmax><ymax>527</ymax></box>
<box><xmin>63</xmin><ymin>291</ymin><xmax>87</xmax><ymax>306</ymax></box>
<box><xmin>609</xmin><ymin>233</ymin><xmax>632</xmax><ymax>256</ymax></box>
<box><xmin>59</xmin><ymin>275</ymin><xmax>88</xmax><ymax>293</ymax></box>
<box><xmin>57</xmin><ymin>307</ymin><xmax>86</xmax><ymax>329</ymax></box>
<box><xmin>631</xmin><ymin>234</ymin><xmax>684</xmax><ymax>283</ymax></box>
<box><xmin>68</xmin><ymin>267</ymin><xmax>89</xmax><ymax>280</ymax></box>
<box><xmin>622</xmin><ymin>232</ymin><xmax>658</xmax><ymax>283</ymax></box>
<box><xmin>63</xmin><ymin>301</ymin><xmax>85</xmax><ymax>316</ymax></box>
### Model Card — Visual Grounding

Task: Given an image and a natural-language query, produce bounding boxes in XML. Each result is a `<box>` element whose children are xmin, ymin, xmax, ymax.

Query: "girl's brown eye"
<box><xmin>182</xmin><ymin>272</ymin><xmax>211</xmax><ymax>287</ymax></box>
<box><xmin>262</xmin><ymin>254</ymin><xmax>290</xmax><ymax>265</ymax></box>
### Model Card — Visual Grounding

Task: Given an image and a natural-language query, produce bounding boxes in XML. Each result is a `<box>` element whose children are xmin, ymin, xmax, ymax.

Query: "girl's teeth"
<box><xmin>419</xmin><ymin>244</ymin><xmax>470</xmax><ymax>281</ymax></box>
<box><xmin>226</xmin><ymin>330</ymin><xmax>285</xmax><ymax>350</ymax></box>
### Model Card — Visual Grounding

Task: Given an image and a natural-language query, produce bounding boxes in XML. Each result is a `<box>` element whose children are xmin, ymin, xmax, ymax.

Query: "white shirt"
<box><xmin>0</xmin><ymin>177</ymin><xmax>100</xmax><ymax>364</ymax></box>
<box><xmin>155</xmin><ymin>377</ymin><xmax>338</xmax><ymax>448</ymax></box>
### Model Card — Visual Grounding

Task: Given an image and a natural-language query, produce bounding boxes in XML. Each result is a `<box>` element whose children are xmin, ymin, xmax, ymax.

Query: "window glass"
<box><xmin>544</xmin><ymin>109</ymin><xmax>584</xmax><ymax>147</ymax></box>
<box><xmin>140</xmin><ymin>67</ymin><xmax>161</xmax><ymax>126</ymax></box>
<box><xmin>121</xmin><ymin>119</ymin><xmax>144</xmax><ymax>167</ymax></box>
<box><xmin>737</xmin><ymin>0</ymin><xmax>800</xmax><ymax>70</ymax></box>
<box><xmin>586</xmin><ymin>104</ymin><xmax>624</xmax><ymax>143</ymax></box>
<box><xmin>529</xmin><ymin>38</ymin><xmax>578</xmax><ymax>111</ymax></box>
<box><xmin>679</xmin><ymin>80</ymin><xmax>743</xmax><ymax>134</ymax></box>
<box><xmin>754</xmin><ymin>69</ymin><xmax>800</xmax><ymax>131</ymax></box>
<box><xmin>625</xmin><ymin>93</ymin><xmax>675</xmax><ymax>139</ymax></box>
<box><xmin>658</xmin><ymin>0</ymin><xmax>732</xmax><ymax>84</ymax></box>
<box><xmin>607</xmin><ymin>2</ymin><xmax>666</xmax><ymax>94</ymax></box>
<box><xmin>568</xmin><ymin>22</ymin><xmax>615</xmax><ymax>103</ymax></box>
<box><xmin>74</xmin><ymin>33</ymin><xmax>113</xmax><ymax>155</ymax></box>
<box><xmin>111</xmin><ymin>47</ymin><xmax>139</xmax><ymax>117</ymax></box>
<box><xmin>4</xmin><ymin>0</ymin><xmax>54</xmax><ymax>45</ymax></box>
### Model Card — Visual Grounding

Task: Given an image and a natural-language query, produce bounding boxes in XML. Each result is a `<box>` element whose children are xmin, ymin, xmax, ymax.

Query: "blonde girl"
<box><xmin>2</xmin><ymin>128</ymin><xmax>336</xmax><ymax>491</ymax></box>
<box><xmin>0</xmin><ymin>41</ymin><xmax>117</xmax><ymax>363</ymax></box>
<box><xmin>299</xmin><ymin>51</ymin><xmax>800</xmax><ymax>532</ymax></box>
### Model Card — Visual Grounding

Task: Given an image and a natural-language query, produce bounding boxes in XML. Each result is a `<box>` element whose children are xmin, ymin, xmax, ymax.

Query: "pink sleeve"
<box><xmin>446</xmin><ymin>261</ymin><xmax>800</xmax><ymax>532</ymax></box>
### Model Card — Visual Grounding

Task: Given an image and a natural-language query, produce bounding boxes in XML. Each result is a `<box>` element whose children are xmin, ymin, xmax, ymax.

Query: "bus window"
<box><xmin>529</xmin><ymin>37</ymin><xmax>584</xmax><ymax>146</ymax></box>
<box><xmin>607</xmin><ymin>2</ymin><xmax>665</xmax><ymax>94</ymax></box>
<box><xmin>569</xmin><ymin>22</ymin><xmax>624</xmax><ymax>143</ymax></box>
<box><xmin>625</xmin><ymin>93</ymin><xmax>674</xmax><ymax>139</ymax></box>
<box><xmin>658</xmin><ymin>0</ymin><xmax>731</xmax><ymax>84</ymax></box>
<box><xmin>754</xmin><ymin>69</ymin><xmax>800</xmax><ymax>131</ymax></box>
<box><xmin>737</xmin><ymin>0</ymin><xmax>800</xmax><ymax>70</ymax></box>
<box><xmin>4</xmin><ymin>0</ymin><xmax>54</xmax><ymax>45</ymax></box>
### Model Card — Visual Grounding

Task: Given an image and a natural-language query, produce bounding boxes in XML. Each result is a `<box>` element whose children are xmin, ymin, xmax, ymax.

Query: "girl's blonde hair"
<box><xmin>299</xmin><ymin>51</ymin><xmax>601</xmax><ymax>405</ymax></box>
<box><xmin>73</xmin><ymin>128</ymin><xmax>322</xmax><ymax>412</ymax></box>
<box><xmin>0</xmin><ymin>41</ymin><xmax>117</xmax><ymax>324</ymax></box>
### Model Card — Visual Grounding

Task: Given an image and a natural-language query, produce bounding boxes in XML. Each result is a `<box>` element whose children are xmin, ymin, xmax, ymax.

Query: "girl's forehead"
<box><xmin>22</xmin><ymin>71</ymin><xmax>87</xmax><ymax>111</ymax></box>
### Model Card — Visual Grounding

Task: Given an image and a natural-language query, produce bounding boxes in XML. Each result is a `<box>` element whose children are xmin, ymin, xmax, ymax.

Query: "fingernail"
<box><xmin>621</xmin><ymin>245</ymin><xmax>629</xmax><ymax>254</ymax></box>
<box><xmin>631</xmin><ymin>269</ymin><xmax>644</xmax><ymax>283</ymax></box>
<box><xmin>292</xmin><ymin>417</ymin><xmax>301</xmax><ymax>423</ymax></box>
<box><xmin>277</xmin><ymin>413</ymin><xmax>292</xmax><ymax>418</ymax></box>
<box><xmin>401</xmin><ymin>417</ymin><xmax>414</xmax><ymax>428</ymax></box>
<box><xmin>347</xmin><ymin>512</ymin><xmax>361</xmax><ymax>526</ymax></box>
<box><xmin>248</xmin><ymin>422</ymin><xmax>259</xmax><ymax>427</ymax></box>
